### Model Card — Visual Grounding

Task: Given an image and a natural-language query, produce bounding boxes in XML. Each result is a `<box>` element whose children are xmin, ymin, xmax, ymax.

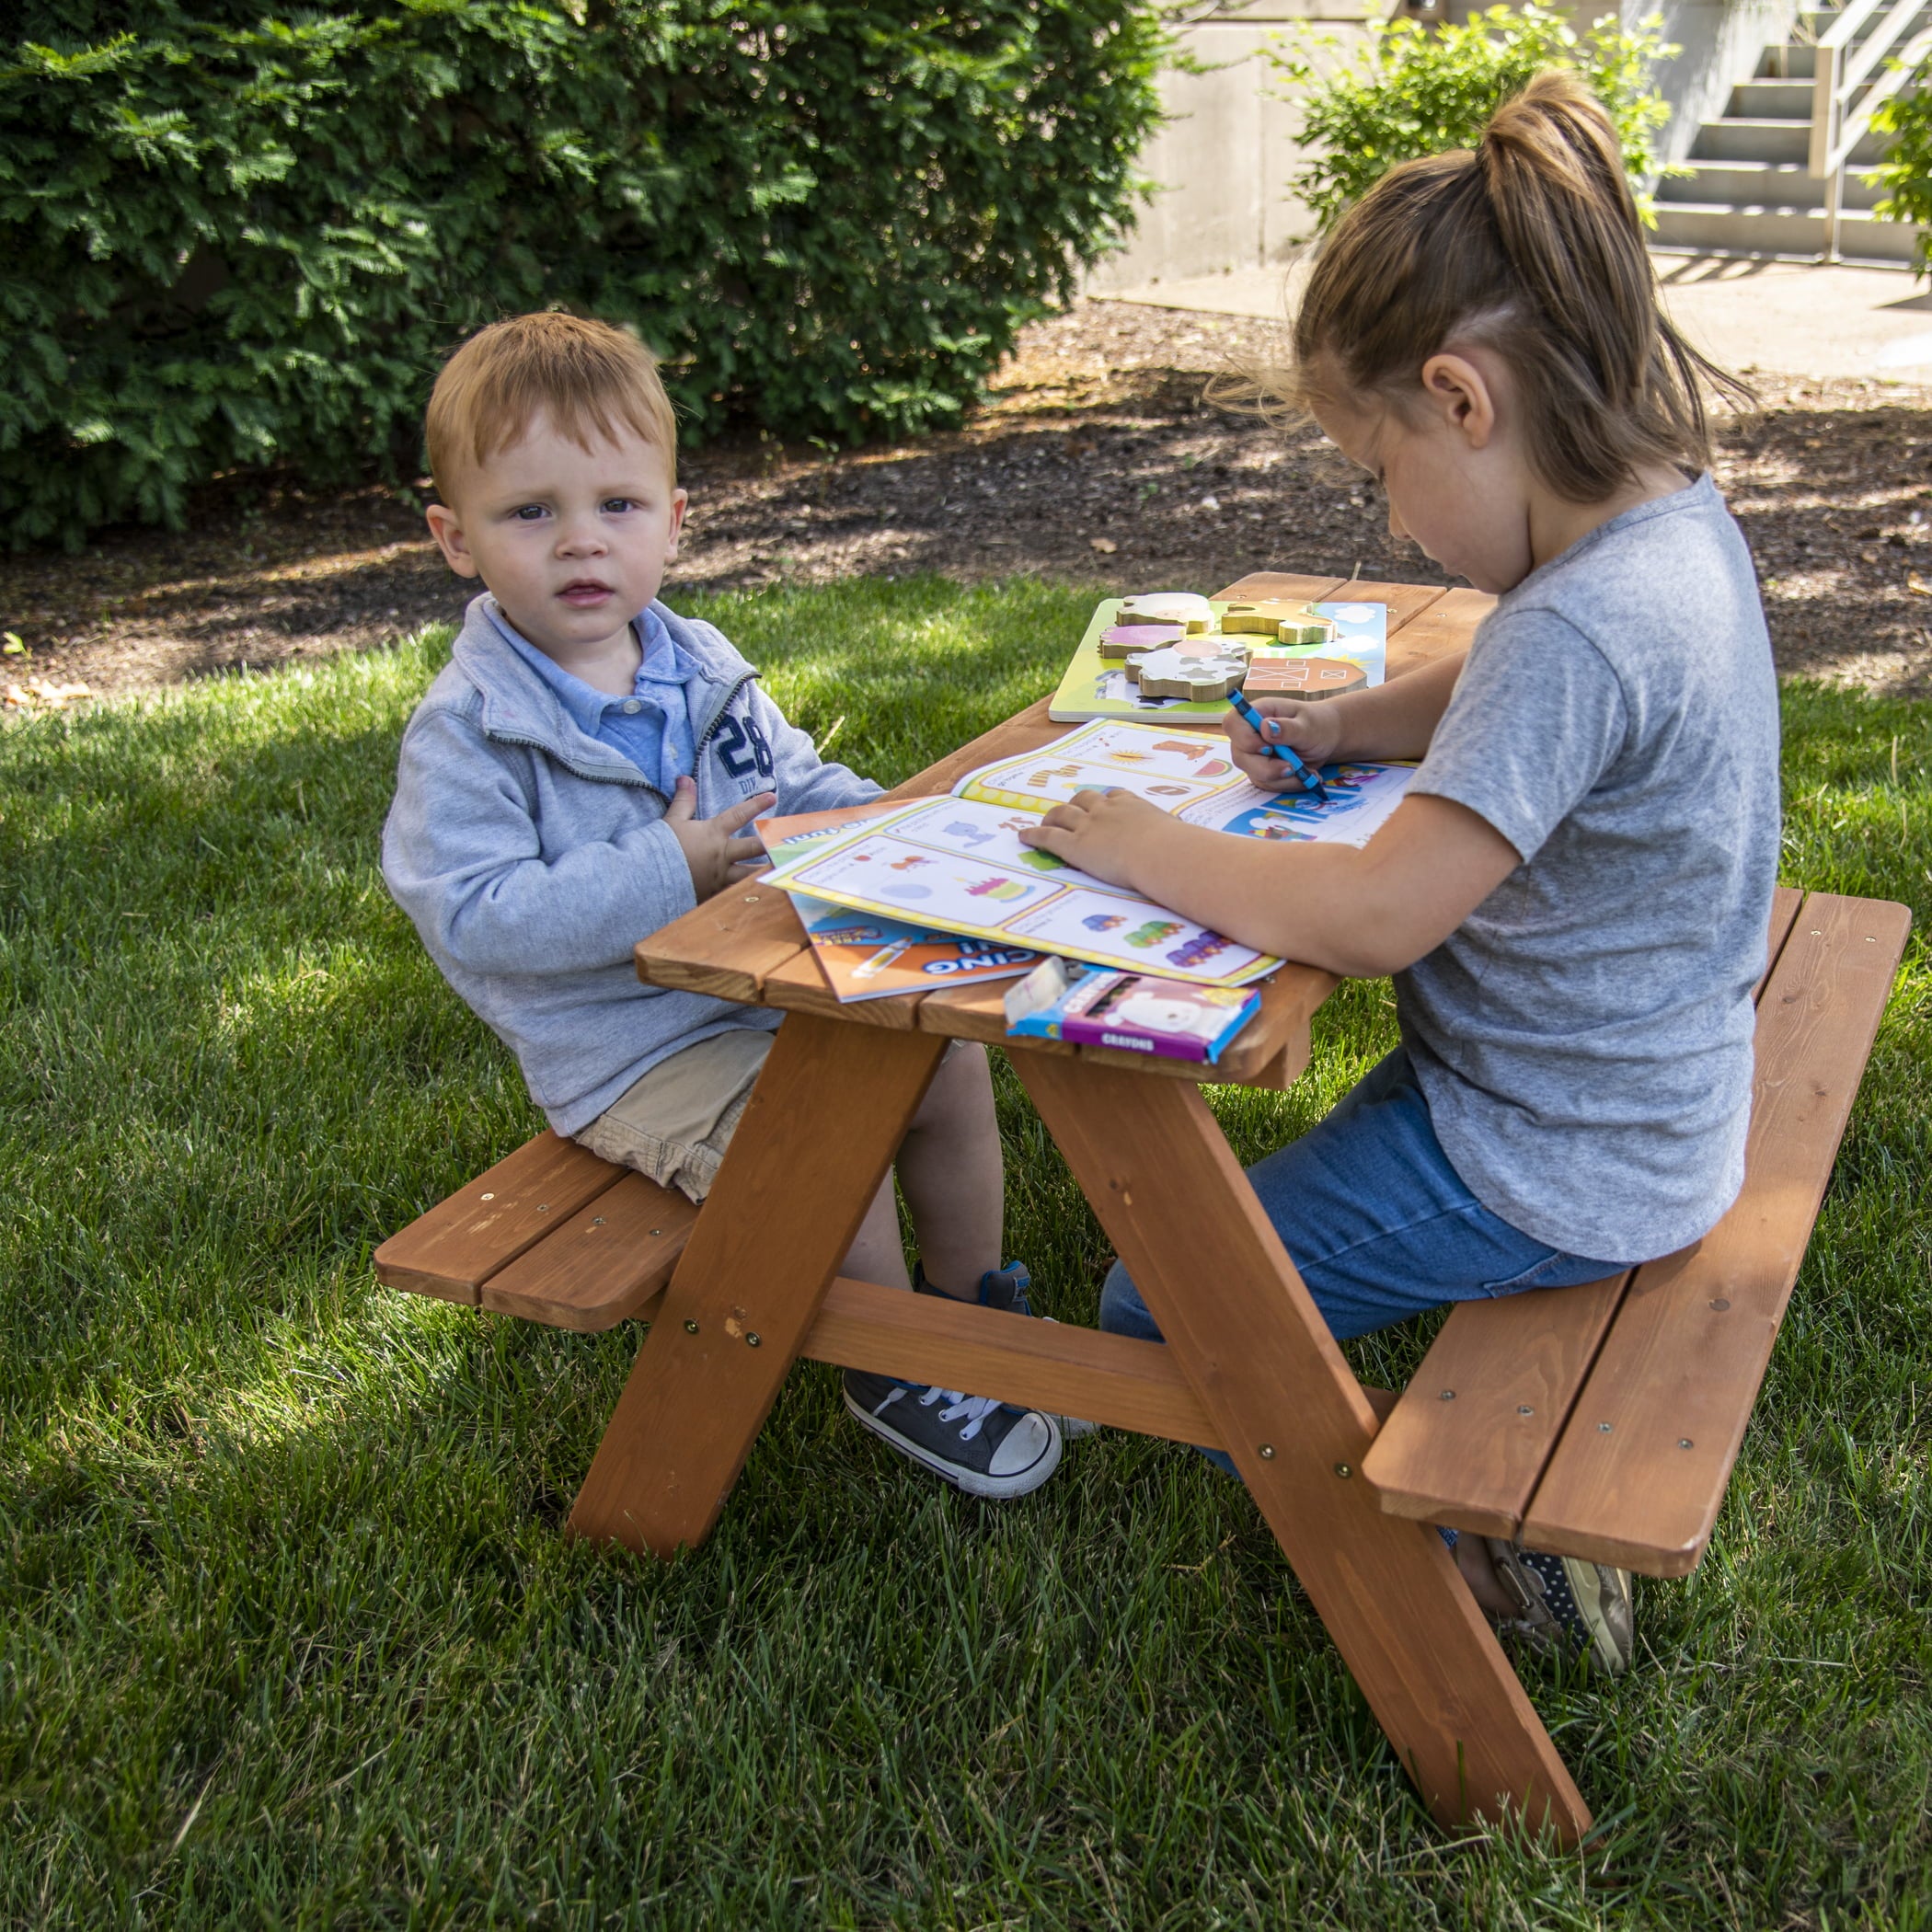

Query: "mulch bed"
<box><xmin>6</xmin><ymin>298</ymin><xmax>1932</xmax><ymax>706</ymax></box>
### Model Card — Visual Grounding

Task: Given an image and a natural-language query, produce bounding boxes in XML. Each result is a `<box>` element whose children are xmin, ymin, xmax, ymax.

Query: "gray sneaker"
<box><xmin>914</xmin><ymin>1261</ymin><xmax>1099</xmax><ymax>1440</ymax></box>
<box><xmin>843</xmin><ymin>1369</ymin><xmax>1062</xmax><ymax>1499</ymax></box>
<box><xmin>1484</xmin><ymin>1539</ymin><xmax>1635</xmax><ymax>1675</ymax></box>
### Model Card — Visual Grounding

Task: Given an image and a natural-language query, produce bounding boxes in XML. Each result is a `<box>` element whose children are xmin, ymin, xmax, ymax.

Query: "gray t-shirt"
<box><xmin>1400</xmin><ymin>473</ymin><xmax>1780</xmax><ymax>1261</ymax></box>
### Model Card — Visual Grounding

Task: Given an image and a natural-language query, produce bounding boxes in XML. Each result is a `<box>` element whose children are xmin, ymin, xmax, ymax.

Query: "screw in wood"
<box><xmin>745</xmin><ymin>1332</ymin><xmax>762</xmax><ymax>1348</ymax></box>
<box><xmin>591</xmin><ymin>1216</ymin><xmax>605</xmax><ymax>1227</ymax></box>
<box><xmin>1333</xmin><ymin>1462</ymin><xmax>1352</xmax><ymax>1478</ymax></box>
<box><xmin>480</xmin><ymin>1192</ymin><xmax>495</xmax><ymax>1202</ymax></box>
<box><xmin>684</xmin><ymin>1318</ymin><xmax>699</xmax><ymax>1334</ymax></box>
<box><xmin>1599</xmin><ymin>1421</ymin><xmax>1613</xmax><ymax>1432</ymax></box>
<box><xmin>535</xmin><ymin>1203</ymin><xmax>549</xmax><ymax>1213</ymax></box>
<box><xmin>649</xmin><ymin>1228</ymin><xmax>661</xmax><ymax>1237</ymax></box>
<box><xmin>1517</xmin><ymin>1404</ymin><xmax>1535</xmax><ymax>1416</ymax></box>
<box><xmin>1709</xmin><ymin>1297</ymin><xmax>1730</xmax><ymax>1310</ymax></box>
<box><xmin>1439</xmin><ymin>1388</ymin><xmax>1455</xmax><ymax>1400</ymax></box>
<box><xmin>1678</xmin><ymin>1437</ymin><xmax>1695</xmax><ymax>1449</ymax></box>
<box><xmin>1258</xmin><ymin>1443</ymin><xmax>1276</xmax><ymax>1459</ymax></box>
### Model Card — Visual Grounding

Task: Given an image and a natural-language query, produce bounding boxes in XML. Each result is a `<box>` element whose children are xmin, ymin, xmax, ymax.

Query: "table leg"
<box><xmin>1015</xmin><ymin>1053</ymin><xmax>1593</xmax><ymax>1844</ymax></box>
<box><xmin>569</xmin><ymin>1015</ymin><xmax>947</xmax><ymax>1557</ymax></box>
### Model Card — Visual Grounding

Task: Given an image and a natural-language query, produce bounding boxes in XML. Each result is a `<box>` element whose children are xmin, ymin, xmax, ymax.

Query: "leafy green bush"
<box><xmin>1269</xmin><ymin>5</ymin><xmax>1678</xmax><ymax>236</ymax></box>
<box><xmin>0</xmin><ymin>2</ymin><xmax>1167</xmax><ymax>547</ymax></box>
<box><xmin>1866</xmin><ymin>75</ymin><xmax>1932</xmax><ymax>271</ymax></box>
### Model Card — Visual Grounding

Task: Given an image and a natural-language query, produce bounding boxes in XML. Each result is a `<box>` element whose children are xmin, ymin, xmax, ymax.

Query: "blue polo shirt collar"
<box><xmin>484</xmin><ymin>599</ymin><xmax>696</xmax><ymax>793</ymax></box>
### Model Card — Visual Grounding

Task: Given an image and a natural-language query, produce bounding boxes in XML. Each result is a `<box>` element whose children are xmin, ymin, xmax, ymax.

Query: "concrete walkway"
<box><xmin>1096</xmin><ymin>255</ymin><xmax>1932</xmax><ymax>385</ymax></box>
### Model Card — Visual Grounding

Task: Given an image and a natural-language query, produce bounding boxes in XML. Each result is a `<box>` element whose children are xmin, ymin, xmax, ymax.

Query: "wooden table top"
<box><xmin>634</xmin><ymin>570</ymin><xmax>1491</xmax><ymax>1090</ymax></box>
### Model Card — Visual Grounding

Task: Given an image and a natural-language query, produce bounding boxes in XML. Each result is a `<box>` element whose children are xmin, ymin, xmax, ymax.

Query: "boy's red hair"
<box><xmin>427</xmin><ymin>313</ymin><xmax>678</xmax><ymax>496</ymax></box>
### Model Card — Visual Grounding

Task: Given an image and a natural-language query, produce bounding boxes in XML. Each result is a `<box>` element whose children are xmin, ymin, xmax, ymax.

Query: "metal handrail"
<box><xmin>1807</xmin><ymin>0</ymin><xmax>1932</xmax><ymax>259</ymax></box>
<box><xmin>1809</xmin><ymin>0</ymin><xmax>1931</xmax><ymax>177</ymax></box>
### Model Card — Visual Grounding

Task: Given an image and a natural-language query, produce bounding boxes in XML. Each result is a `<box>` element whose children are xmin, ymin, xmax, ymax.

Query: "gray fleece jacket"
<box><xmin>382</xmin><ymin>593</ymin><xmax>880</xmax><ymax>1133</ymax></box>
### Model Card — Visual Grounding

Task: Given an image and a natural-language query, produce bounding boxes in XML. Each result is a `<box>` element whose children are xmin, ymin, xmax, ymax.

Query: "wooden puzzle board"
<box><xmin>1048</xmin><ymin>596</ymin><xmax>1388</xmax><ymax>724</ymax></box>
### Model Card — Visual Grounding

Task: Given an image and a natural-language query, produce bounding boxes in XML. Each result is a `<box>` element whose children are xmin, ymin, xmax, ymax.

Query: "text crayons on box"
<box><xmin>1004</xmin><ymin>958</ymin><xmax>1260</xmax><ymax>1065</ymax></box>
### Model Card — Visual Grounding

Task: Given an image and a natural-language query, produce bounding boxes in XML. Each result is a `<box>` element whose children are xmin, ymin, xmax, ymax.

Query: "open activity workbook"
<box><xmin>758</xmin><ymin>720</ymin><xmax>1414</xmax><ymax>988</ymax></box>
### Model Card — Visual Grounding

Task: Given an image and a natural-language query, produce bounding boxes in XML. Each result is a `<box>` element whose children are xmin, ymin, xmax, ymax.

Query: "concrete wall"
<box><xmin>1635</xmin><ymin>0</ymin><xmax>1804</xmax><ymax>166</ymax></box>
<box><xmin>1085</xmin><ymin>0</ymin><xmax>1802</xmax><ymax>289</ymax></box>
<box><xmin>1085</xmin><ymin>1</ymin><xmax>1382</xmax><ymax>292</ymax></box>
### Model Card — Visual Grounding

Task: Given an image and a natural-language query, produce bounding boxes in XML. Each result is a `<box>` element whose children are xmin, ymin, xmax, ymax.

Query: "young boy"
<box><xmin>382</xmin><ymin>312</ymin><xmax>1064</xmax><ymax>1499</ymax></box>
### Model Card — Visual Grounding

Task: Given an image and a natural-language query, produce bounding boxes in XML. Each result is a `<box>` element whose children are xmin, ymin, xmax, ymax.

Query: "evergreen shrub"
<box><xmin>1866</xmin><ymin>73</ymin><xmax>1932</xmax><ymax>271</ymax></box>
<box><xmin>0</xmin><ymin>1</ymin><xmax>1167</xmax><ymax>546</ymax></box>
<box><xmin>1270</xmin><ymin>6</ymin><xmax>1678</xmax><ymax>237</ymax></box>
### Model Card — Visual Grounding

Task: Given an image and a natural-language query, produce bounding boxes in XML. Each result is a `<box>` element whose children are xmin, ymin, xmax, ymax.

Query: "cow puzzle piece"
<box><xmin>1098</xmin><ymin>621</ymin><xmax>1187</xmax><ymax>660</ymax></box>
<box><xmin>1242</xmin><ymin>655</ymin><xmax>1368</xmax><ymax>701</ymax></box>
<box><xmin>1220</xmin><ymin>600</ymin><xmax>1338</xmax><ymax>648</ymax></box>
<box><xmin>1118</xmin><ymin>592</ymin><xmax>1214</xmax><ymax>634</ymax></box>
<box><xmin>1127</xmin><ymin>639</ymin><xmax>1252</xmax><ymax>699</ymax></box>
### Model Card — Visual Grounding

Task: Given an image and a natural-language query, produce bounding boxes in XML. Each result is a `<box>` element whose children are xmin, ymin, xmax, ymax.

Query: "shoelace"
<box><xmin>917</xmin><ymin>1385</ymin><xmax>1001</xmax><ymax>1441</ymax></box>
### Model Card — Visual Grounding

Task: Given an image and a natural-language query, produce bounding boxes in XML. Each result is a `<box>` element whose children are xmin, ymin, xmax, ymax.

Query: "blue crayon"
<box><xmin>1226</xmin><ymin>689</ymin><xmax>1328</xmax><ymax>805</ymax></box>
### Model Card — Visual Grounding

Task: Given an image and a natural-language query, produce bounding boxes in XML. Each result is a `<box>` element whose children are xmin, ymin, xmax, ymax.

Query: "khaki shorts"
<box><xmin>572</xmin><ymin>1029</ymin><xmax>774</xmax><ymax>1203</ymax></box>
<box><xmin>573</xmin><ymin>1030</ymin><xmax>971</xmax><ymax>1205</ymax></box>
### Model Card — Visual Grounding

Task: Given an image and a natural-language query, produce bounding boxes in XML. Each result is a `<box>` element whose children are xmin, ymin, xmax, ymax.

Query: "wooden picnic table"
<box><xmin>565</xmin><ymin>569</ymin><xmax>1613</xmax><ymax>1836</ymax></box>
<box><xmin>380</xmin><ymin>567</ymin><xmax>1907</xmax><ymax>1846</ymax></box>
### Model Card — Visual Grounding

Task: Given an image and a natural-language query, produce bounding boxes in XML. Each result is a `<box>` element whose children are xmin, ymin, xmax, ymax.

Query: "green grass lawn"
<box><xmin>4</xmin><ymin>576</ymin><xmax>1930</xmax><ymax>1927</ymax></box>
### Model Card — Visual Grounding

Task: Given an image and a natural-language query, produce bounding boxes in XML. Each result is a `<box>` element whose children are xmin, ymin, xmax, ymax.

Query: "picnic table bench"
<box><xmin>375</xmin><ymin>570</ymin><xmax>1909</xmax><ymax>1843</ymax></box>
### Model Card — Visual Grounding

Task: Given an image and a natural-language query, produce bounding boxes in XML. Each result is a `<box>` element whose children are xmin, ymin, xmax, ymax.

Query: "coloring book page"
<box><xmin>959</xmin><ymin>722</ymin><xmax>1241</xmax><ymax>814</ymax></box>
<box><xmin>755</xmin><ymin>721</ymin><xmax>1415</xmax><ymax>987</ymax></box>
<box><xmin>758</xmin><ymin>797</ymin><xmax>914</xmax><ymax>870</ymax></box>
<box><xmin>1178</xmin><ymin>760</ymin><xmax>1413</xmax><ymax>847</ymax></box>
<box><xmin>960</xmin><ymin>719</ymin><xmax>1413</xmax><ymax>845</ymax></box>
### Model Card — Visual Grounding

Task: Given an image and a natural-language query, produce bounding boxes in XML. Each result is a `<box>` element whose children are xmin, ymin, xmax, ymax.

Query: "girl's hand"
<box><xmin>1226</xmin><ymin>696</ymin><xmax>1344</xmax><ymax>790</ymax></box>
<box><xmin>665</xmin><ymin>777</ymin><xmax>776</xmax><ymax>901</ymax></box>
<box><xmin>1017</xmin><ymin>787</ymin><xmax>1162</xmax><ymax>886</ymax></box>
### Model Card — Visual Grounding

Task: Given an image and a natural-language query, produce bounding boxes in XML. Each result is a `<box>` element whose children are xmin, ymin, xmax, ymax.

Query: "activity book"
<box><xmin>1047</xmin><ymin>592</ymin><xmax>1387</xmax><ymax>724</ymax></box>
<box><xmin>756</xmin><ymin>719</ymin><xmax>1414</xmax><ymax>988</ymax></box>
<box><xmin>788</xmin><ymin>895</ymin><xmax>1040</xmax><ymax>1003</ymax></box>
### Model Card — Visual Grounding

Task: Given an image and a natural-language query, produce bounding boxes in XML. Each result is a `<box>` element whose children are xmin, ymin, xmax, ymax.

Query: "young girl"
<box><xmin>1018</xmin><ymin>72</ymin><xmax>1778</xmax><ymax>1673</ymax></box>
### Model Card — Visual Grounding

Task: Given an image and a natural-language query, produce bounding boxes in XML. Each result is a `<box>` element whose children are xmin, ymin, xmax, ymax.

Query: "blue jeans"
<box><xmin>1099</xmin><ymin>1047</ymin><xmax>1626</xmax><ymax>1478</ymax></box>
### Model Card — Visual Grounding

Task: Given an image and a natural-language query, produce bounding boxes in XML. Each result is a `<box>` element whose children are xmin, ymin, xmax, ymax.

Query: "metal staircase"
<box><xmin>1652</xmin><ymin>1</ymin><xmax>1932</xmax><ymax>263</ymax></box>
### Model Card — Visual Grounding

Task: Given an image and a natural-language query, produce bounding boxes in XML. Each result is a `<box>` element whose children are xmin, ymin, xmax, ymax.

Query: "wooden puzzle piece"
<box><xmin>1099</xmin><ymin>622</ymin><xmax>1186</xmax><ymax>659</ymax></box>
<box><xmin>1242</xmin><ymin>655</ymin><xmax>1368</xmax><ymax>701</ymax></box>
<box><xmin>1118</xmin><ymin>592</ymin><xmax>1214</xmax><ymax>634</ymax></box>
<box><xmin>1127</xmin><ymin>641</ymin><xmax>1251</xmax><ymax>700</ymax></box>
<box><xmin>1221</xmin><ymin>600</ymin><xmax>1337</xmax><ymax>648</ymax></box>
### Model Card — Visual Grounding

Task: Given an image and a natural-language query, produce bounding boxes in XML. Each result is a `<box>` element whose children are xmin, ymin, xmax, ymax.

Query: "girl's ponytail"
<box><xmin>1247</xmin><ymin>70</ymin><xmax>1747</xmax><ymax>500</ymax></box>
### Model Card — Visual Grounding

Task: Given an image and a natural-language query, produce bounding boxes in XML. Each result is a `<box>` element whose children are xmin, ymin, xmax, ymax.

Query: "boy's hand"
<box><xmin>1225</xmin><ymin>696</ymin><xmax>1344</xmax><ymax>790</ymax></box>
<box><xmin>1018</xmin><ymin>787</ymin><xmax>1164</xmax><ymax>888</ymax></box>
<box><xmin>665</xmin><ymin>778</ymin><xmax>775</xmax><ymax>902</ymax></box>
